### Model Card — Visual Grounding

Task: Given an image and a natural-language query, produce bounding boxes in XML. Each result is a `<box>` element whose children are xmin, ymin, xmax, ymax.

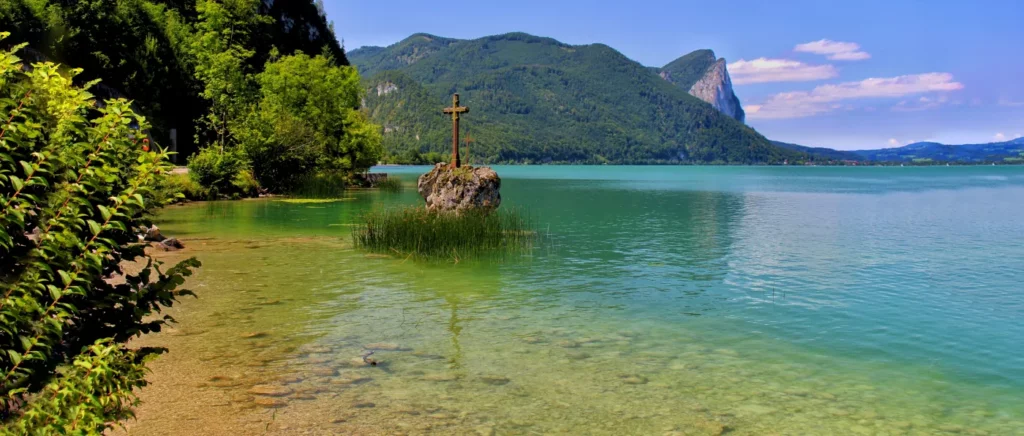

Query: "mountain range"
<box><xmin>775</xmin><ymin>138</ymin><xmax>1024</xmax><ymax>164</ymax></box>
<box><xmin>351</xmin><ymin>32</ymin><xmax>1020</xmax><ymax>165</ymax></box>
<box><xmin>349</xmin><ymin>33</ymin><xmax>797</xmax><ymax>164</ymax></box>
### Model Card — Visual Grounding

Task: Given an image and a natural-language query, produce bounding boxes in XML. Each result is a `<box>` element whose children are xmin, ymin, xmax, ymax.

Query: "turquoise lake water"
<box><xmin>127</xmin><ymin>166</ymin><xmax>1024</xmax><ymax>435</ymax></box>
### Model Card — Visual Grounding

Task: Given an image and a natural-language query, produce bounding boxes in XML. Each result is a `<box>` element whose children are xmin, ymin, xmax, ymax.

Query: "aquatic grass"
<box><xmin>352</xmin><ymin>207</ymin><xmax>535</xmax><ymax>260</ymax></box>
<box><xmin>375</xmin><ymin>177</ymin><xmax>404</xmax><ymax>193</ymax></box>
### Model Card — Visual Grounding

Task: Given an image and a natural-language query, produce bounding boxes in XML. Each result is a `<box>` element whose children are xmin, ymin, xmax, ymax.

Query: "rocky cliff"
<box><xmin>659</xmin><ymin>50</ymin><xmax>745</xmax><ymax>123</ymax></box>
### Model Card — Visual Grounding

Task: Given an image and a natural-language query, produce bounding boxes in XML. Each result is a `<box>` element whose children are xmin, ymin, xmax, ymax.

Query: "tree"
<box><xmin>190</xmin><ymin>0</ymin><xmax>268</xmax><ymax>149</ymax></box>
<box><xmin>0</xmin><ymin>37</ymin><xmax>199</xmax><ymax>432</ymax></box>
<box><xmin>238</xmin><ymin>52</ymin><xmax>382</xmax><ymax>191</ymax></box>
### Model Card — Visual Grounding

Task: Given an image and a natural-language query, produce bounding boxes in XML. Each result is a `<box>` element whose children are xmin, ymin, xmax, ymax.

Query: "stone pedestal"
<box><xmin>417</xmin><ymin>164</ymin><xmax>501</xmax><ymax>212</ymax></box>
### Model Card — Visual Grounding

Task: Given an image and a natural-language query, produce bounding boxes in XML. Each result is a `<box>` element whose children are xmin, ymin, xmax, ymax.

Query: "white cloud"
<box><xmin>888</xmin><ymin>138</ymin><xmax>900</xmax><ymax>146</ymax></box>
<box><xmin>794</xmin><ymin>39</ymin><xmax>871</xmax><ymax>61</ymax></box>
<box><xmin>728</xmin><ymin>58</ymin><xmax>838</xmax><ymax>85</ymax></box>
<box><xmin>747</xmin><ymin>73</ymin><xmax>964</xmax><ymax>119</ymax></box>
<box><xmin>994</xmin><ymin>133</ymin><xmax>1006</xmax><ymax>141</ymax></box>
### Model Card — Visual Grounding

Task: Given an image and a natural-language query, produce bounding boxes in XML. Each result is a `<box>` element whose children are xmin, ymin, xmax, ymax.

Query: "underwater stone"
<box><xmin>253</xmin><ymin>397</ymin><xmax>288</xmax><ymax>408</ymax></box>
<box><xmin>248</xmin><ymin>384</ymin><xmax>293</xmax><ymax>397</ymax></box>
<box><xmin>364</xmin><ymin>342</ymin><xmax>404</xmax><ymax>351</ymax></box>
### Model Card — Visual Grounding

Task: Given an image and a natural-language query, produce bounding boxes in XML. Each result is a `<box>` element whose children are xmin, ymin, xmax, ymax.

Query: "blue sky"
<box><xmin>326</xmin><ymin>0</ymin><xmax>1024</xmax><ymax>150</ymax></box>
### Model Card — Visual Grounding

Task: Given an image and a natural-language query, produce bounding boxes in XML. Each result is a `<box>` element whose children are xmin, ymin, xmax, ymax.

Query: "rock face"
<box><xmin>417</xmin><ymin>164</ymin><xmax>501</xmax><ymax>212</ymax></box>
<box><xmin>659</xmin><ymin>50</ymin><xmax>745</xmax><ymax>123</ymax></box>
<box><xmin>687</xmin><ymin>59</ymin><xmax>744</xmax><ymax>123</ymax></box>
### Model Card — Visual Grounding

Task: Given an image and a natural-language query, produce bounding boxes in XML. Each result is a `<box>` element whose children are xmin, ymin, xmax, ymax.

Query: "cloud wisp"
<box><xmin>746</xmin><ymin>73</ymin><xmax>964</xmax><ymax>119</ymax></box>
<box><xmin>794</xmin><ymin>39</ymin><xmax>871</xmax><ymax>61</ymax></box>
<box><xmin>727</xmin><ymin>58</ymin><xmax>838</xmax><ymax>85</ymax></box>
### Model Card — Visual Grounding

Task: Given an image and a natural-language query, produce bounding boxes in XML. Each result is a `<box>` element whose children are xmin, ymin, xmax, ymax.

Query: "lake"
<box><xmin>123</xmin><ymin>166</ymin><xmax>1024</xmax><ymax>435</ymax></box>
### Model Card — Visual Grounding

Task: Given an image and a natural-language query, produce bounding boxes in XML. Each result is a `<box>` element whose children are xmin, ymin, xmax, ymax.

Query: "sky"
<box><xmin>326</xmin><ymin>0</ymin><xmax>1024</xmax><ymax>150</ymax></box>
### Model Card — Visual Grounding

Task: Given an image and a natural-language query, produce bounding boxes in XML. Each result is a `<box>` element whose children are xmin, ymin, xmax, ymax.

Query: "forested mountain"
<box><xmin>350</xmin><ymin>33</ymin><xmax>801</xmax><ymax>164</ymax></box>
<box><xmin>852</xmin><ymin>137</ymin><xmax>1024</xmax><ymax>163</ymax></box>
<box><xmin>771</xmin><ymin>141</ymin><xmax>864</xmax><ymax>162</ymax></box>
<box><xmin>0</xmin><ymin>0</ymin><xmax>346</xmax><ymax>158</ymax></box>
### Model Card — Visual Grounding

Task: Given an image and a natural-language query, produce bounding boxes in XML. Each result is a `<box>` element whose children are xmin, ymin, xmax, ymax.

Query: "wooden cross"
<box><xmin>443</xmin><ymin>93</ymin><xmax>469</xmax><ymax>168</ymax></box>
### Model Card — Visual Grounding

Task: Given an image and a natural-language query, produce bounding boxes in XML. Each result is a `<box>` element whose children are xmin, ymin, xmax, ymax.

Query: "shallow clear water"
<box><xmin>124</xmin><ymin>166</ymin><xmax>1024</xmax><ymax>435</ymax></box>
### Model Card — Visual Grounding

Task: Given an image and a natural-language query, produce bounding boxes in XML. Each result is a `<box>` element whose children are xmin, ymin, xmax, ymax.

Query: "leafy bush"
<box><xmin>0</xmin><ymin>39</ymin><xmax>199</xmax><ymax>432</ymax></box>
<box><xmin>352</xmin><ymin>207</ymin><xmax>534</xmax><ymax>260</ymax></box>
<box><xmin>238</xmin><ymin>52</ymin><xmax>383</xmax><ymax>192</ymax></box>
<box><xmin>186</xmin><ymin>146</ymin><xmax>250</xmax><ymax>197</ymax></box>
<box><xmin>155</xmin><ymin>172</ymin><xmax>211</xmax><ymax>203</ymax></box>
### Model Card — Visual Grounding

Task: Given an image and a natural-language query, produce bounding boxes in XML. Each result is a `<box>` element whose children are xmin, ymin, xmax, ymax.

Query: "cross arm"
<box><xmin>443</xmin><ymin>106</ymin><xmax>469</xmax><ymax>114</ymax></box>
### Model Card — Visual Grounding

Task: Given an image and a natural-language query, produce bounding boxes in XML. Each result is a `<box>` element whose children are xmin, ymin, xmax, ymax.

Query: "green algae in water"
<box><xmin>275</xmin><ymin>198</ymin><xmax>356</xmax><ymax>204</ymax></box>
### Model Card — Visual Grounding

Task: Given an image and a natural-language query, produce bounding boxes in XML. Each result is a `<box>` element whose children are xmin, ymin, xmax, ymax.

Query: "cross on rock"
<box><xmin>443</xmin><ymin>94</ymin><xmax>469</xmax><ymax>168</ymax></box>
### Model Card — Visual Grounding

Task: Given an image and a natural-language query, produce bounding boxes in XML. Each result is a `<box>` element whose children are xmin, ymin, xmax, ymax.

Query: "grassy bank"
<box><xmin>352</xmin><ymin>207</ymin><xmax>534</xmax><ymax>260</ymax></box>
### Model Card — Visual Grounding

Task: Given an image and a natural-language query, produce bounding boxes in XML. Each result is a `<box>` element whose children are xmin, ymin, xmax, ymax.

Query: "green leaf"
<box><xmin>87</xmin><ymin>219</ymin><xmax>102</xmax><ymax>235</ymax></box>
<box><xmin>58</xmin><ymin>270</ymin><xmax>72</xmax><ymax>286</ymax></box>
<box><xmin>18</xmin><ymin>160</ymin><xmax>32</xmax><ymax>176</ymax></box>
<box><xmin>47</xmin><ymin>285</ymin><xmax>62</xmax><ymax>300</ymax></box>
<box><xmin>97</xmin><ymin>205</ymin><xmax>112</xmax><ymax>221</ymax></box>
<box><xmin>10</xmin><ymin>175</ymin><xmax>23</xmax><ymax>191</ymax></box>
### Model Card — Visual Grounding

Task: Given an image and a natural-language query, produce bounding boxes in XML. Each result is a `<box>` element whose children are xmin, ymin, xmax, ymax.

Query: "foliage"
<box><xmin>155</xmin><ymin>172</ymin><xmax>211</xmax><ymax>203</ymax></box>
<box><xmin>353</xmin><ymin>206</ymin><xmax>534</xmax><ymax>260</ymax></box>
<box><xmin>0</xmin><ymin>0</ymin><xmax>351</xmax><ymax>159</ymax></box>
<box><xmin>238</xmin><ymin>52</ymin><xmax>383</xmax><ymax>192</ymax></box>
<box><xmin>186</xmin><ymin>147</ymin><xmax>250</xmax><ymax>198</ymax></box>
<box><xmin>350</xmin><ymin>33</ymin><xmax>800</xmax><ymax>165</ymax></box>
<box><xmin>191</xmin><ymin>0</ymin><xmax>268</xmax><ymax>149</ymax></box>
<box><xmin>0</xmin><ymin>40</ymin><xmax>199</xmax><ymax>432</ymax></box>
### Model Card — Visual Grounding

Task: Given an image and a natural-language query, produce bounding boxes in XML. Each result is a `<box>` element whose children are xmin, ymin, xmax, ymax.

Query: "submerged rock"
<box><xmin>248</xmin><ymin>385</ymin><xmax>293</xmax><ymax>397</ymax></box>
<box><xmin>364</xmin><ymin>342</ymin><xmax>404</xmax><ymax>351</ymax></box>
<box><xmin>254</xmin><ymin>397</ymin><xmax>288</xmax><ymax>408</ymax></box>
<box><xmin>417</xmin><ymin>163</ymin><xmax>501</xmax><ymax>212</ymax></box>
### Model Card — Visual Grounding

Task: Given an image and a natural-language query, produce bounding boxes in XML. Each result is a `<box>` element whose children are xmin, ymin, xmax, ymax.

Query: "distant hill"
<box><xmin>852</xmin><ymin>138</ymin><xmax>1024</xmax><ymax>163</ymax></box>
<box><xmin>349</xmin><ymin>33</ymin><xmax>800</xmax><ymax>164</ymax></box>
<box><xmin>771</xmin><ymin>141</ymin><xmax>864</xmax><ymax>162</ymax></box>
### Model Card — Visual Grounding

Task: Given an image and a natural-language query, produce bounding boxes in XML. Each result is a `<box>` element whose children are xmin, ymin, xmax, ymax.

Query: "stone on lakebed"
<box><xmin>417</xmin><ymin>164</ymin><xmax>501</xmax><ymax>212</ymax></box>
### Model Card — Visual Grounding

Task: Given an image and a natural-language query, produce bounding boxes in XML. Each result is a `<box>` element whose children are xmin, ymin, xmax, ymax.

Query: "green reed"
<box><xmin>352</xmin><ymin>207</ymin><xmax>535</xmax><ymax>260</ymax></box>
<box><xmin>375</xmin><ymin>177</ymin><xmax>404</xmax><ymax>193</ymax></box>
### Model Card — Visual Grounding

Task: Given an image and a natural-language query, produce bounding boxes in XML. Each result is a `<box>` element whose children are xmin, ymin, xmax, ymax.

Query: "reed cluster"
<box><xmin>352</xmin><ymin>207</ymin><xmax>534</xmax><ymax>259</ymax></box>
<box><xmin>375</xmin><ymin>177</ymin><xmax>404</xmax><ymax>193</ymax></box>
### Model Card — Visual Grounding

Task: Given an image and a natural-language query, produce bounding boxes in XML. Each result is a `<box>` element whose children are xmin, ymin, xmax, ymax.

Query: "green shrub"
<box><xmin>156</xmin><ymin>172</ymin><xmax>212</xmax><ymax>203</ymax></box>
<box><xmin>186</xmin><ymin>146</ymin><xmax>249</xmax><ymax>197</ymax></box>
<box><xmin>352</xmin><ymin>207</ymin><xmax>534</xmax><ymax>260</ymax></box>
<box><xmin>231</xmin><ymin>168</ymin><xmax>261</xmax><ymax>198</ymax></box>
<box><xmin>0</xmin><ymin>38</ymin><xmax>199</xmax><ymax>432</ymax></box>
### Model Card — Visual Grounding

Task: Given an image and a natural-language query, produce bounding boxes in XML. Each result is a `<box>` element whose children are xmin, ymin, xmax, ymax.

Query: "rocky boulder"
<box><xmin>417</xmin><ymin>164</ymin><xmax>501</xmax><ymax>212</ymax></box>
